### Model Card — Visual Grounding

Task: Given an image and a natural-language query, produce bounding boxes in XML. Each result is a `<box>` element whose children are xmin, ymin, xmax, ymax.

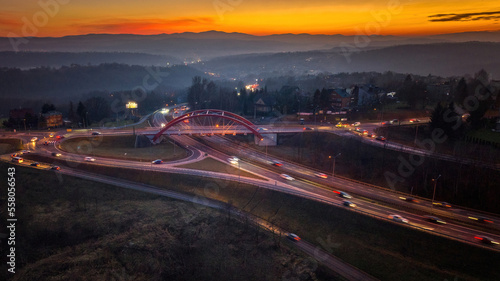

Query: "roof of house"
<box><xmin>328</xmin><ymin>88</ymin><xmax>350</xmax><ymax>98</ymax></box>
<box><xmin>253</xmin><ymin>94</ymin><xmax>276</xmax><ymax>105</ymax></box>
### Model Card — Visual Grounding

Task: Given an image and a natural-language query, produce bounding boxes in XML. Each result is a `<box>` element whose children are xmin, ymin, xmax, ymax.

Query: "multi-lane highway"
<box><xmin>6</xmin><ymin>127</ymin><xmax>499</xmax><ymax>252</ymax></box>
<box><xmin>171</xmin><ymin>134</ymin><xmax>500</xmax><ymax>248</ymax></box>
<box><xmin>3</xmin><ymin>116</ymin><xmax>500</xmax><ymax>280</ymax></box>
<box><xmin>3</xmin><ymin>134</ymin><xmax>381</xmax><ymax>280</ymax></box>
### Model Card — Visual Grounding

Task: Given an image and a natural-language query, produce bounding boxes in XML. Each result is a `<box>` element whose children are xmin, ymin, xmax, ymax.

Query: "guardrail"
<box><xmin>3</xmin><ymin>154</ymin><xmax>497</xmax><ymax>252</ymax></box>
<box><xmin>217</xmin><ymin>134</ymin><xmax>500</xmax><ymax>218</ymax></box>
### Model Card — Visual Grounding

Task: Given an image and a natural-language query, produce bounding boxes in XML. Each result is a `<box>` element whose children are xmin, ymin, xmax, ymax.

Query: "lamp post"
<box><xmin>414</xmin><ymin>125</ymin><xmax>419</xmax><ymax>146</ymax></box>
<box><xmin>329</xmin><ymin>153</ymin><xmax>341</xmax><ymax>178</ymax></box>
<box><xmin>431</xmin><ymin>174</ymin><xmax>441</xmax><ymax>214</ymax></box>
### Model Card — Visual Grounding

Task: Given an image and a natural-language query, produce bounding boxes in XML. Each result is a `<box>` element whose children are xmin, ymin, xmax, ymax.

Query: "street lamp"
<box><xmin>431</xmin><ymin>174</ymin><xmax>441</xmax><ymax>214</ymax></box>
<box><xmin>329</xmin><ymin>153</ymin><xmax>341</xmax><ymax>178</ymax></box>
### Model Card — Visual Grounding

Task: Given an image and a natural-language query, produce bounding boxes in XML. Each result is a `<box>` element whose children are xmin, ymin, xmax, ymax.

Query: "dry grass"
<box><xmin>59</xmin><ymin>135</ymin><xmax>188</xmax><ymax>162</ymax></box>
<box><xmin>0</xmin><ymin>138</ymin><xmax>23</xmax><ymax>153</ymax></box>
<box><xmin>18</xmin><ymin>158</ymin><xmax>500</xmax><ymax>281</ymax></box>
<box><xmin>1</xmin><ymin>163</ymin><xmax>333</xmax><ymax>281</ymax></box>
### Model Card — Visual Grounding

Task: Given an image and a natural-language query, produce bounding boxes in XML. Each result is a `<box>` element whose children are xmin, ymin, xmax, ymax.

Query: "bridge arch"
<box><xmin>152</xmin><ymin>109</ymin><xmax>263</xmax><ymax>142</ymax></box>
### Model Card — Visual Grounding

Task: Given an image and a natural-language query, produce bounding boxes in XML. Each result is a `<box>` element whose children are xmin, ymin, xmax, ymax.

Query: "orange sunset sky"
<box><xmin>1</xmin><ymin>0</ymin><xmax>499</xmax><ymax>37</ymax></box>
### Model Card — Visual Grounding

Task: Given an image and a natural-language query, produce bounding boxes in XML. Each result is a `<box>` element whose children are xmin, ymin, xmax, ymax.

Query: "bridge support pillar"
<box><xmin>255</xmin><ymin>134</ymin><xmax>277</xmax><ymax>146</ymax></box>
<box><xmin>136</xmin><ymin>134</ymin><xmax>154</xmax><ymax>148</ymax></box>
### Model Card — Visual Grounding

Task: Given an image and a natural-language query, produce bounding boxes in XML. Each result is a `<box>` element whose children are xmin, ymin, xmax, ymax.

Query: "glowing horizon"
<box><xmin>1</xmin><ymin>0</ymin><xmax>499</xmax><ymax>37</ymax></box>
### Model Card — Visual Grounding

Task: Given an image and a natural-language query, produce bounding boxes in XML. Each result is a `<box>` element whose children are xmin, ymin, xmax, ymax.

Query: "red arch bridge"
<box><xmin>148</xmin><ymin>109</ymin><xmax>274</xmax><ymax>145</ymax></box>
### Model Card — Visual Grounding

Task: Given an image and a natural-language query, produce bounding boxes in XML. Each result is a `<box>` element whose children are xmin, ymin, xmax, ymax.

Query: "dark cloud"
<box><xmin>429</xmin><ymin>11</ymin><xmax>500</xmax><ymax>22</ymax></box>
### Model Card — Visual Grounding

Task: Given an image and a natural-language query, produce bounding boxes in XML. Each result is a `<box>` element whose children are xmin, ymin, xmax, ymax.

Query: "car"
<box><xmin>351</xmin><ymin>122</ymin><xmax>361</xmax><ymax>127</ymax></box>
<box><xmin>303</xmin><ymin>127</ymin><xmax>313</xmax><ymax>131</ymax></box>
<box><xmin>228</xmin><ymin>156</ymin><xmax>239</xmax><ymax>165</ymax></box>
<box><xmin>11</xmin><ymin>153</ymin><xmax>19</xmax><ymax>158</ymax></box>
<box><xmin>84</xmin><ymin>157</ymin><xmax>95</xmax><ymax>162</ymax></box>
<box><xmin>399</xmin><ymin>196</ymin><xmax>419</xmax><ymax>203</ymax></box>
<box><xmin>91</xmin><ymin>132</ymin><xmax>101</xmax><ymax>135</ymax></box>
<box><xmin>228</xmin><ymin>156</ymin><xmax>240</xmax><ymax>162</ymax></box>
<box><xmin>314</xmin><ymin>173</ymin><xmax>328</xmax><ymax>179</ymax></box>
<box><xmin>366</xmin><ymin>133</ymin><xmax>375</xmax><ymax>138</ymax></box>
<box><xmin>468</xmin><ymin>216</ymin><xmax>494</xmax><ymax>223</ymax></box>
<box><xmin>375</xmin><ymin>136</ymin><xmax>386</xmax><ymax>141</ymax></box>
<box><xmin>380</xmin><ymin>121</ymin><xmax>389</xmax><ymax>126</ymax></box>
<box><xmin>21</xmin><ymin>150</ymin><xmax>32</xmax><ymax>154</ymax></box>
<box><xmin>343</xmin><ymin>201</ymin><xmax>357</xmax><ymax>208</ymax></box>
<box><xmin>337</xmin><ymin>191</ymin><xmax>352</xmax><ymax>199</ymax></box>
<box><xmin>280</xmin><ymin>174</ymin><xmax>294</xmax><ymax>181</ymax></box>
<box><xmin>390</xmin><ymin>119</ymin><xmax>399</xmax><ymax>125</ymax></box>
<box><xmin>43</xmin><ymin>141</ymin><xmax>49</xmax><ymax>145</ymax></box>
<box><xmin>152</xmin><ymin>159</ymin><xmax>163</xmax><ymax>164</ymax></box>
<box><xmin>362</xmin><ymin>130</ymin><xmax>369</xmax><ymax>135</ymax></box>
<box><xmin>272</xmin><ymin>161</ymin><xmax>283</xmax><ymax>167</ymax></box>
<box><xmin>51</xmin><ymin>152</ymin><xmax>61</xmax><ymax>157</ymax></box>
<box><xmin>335</xmin><ymin>122</ymin><xmax>345</xmax><ymax>128</ymax></box>
<box><xmin>257</xmin><ymin>127</ymin><xmax>268</xmax><ymax>131</ymax></box>
<box><xmin>51</xmin><ymin>166</ymin><xmax>61</xmax><ymax>170</ymax></box>
<box><xmin>433</xmin><ymin>201</ymin><xmax>451</xmax><ymax>208</ymax></box>
<box><xmin>409</xmin><ymin>119</ymin><xmax>420</xmax><ymax>123</ymax></box>
<box><xmin>49</xmin><ymin>133</ymin><xmax>54</xmax><ymax>138</ymax></box>
<box><xmin>474</xmin><ymin>236</ymin><xmax>499</xmax><ymax>245</ymax></box>
<box><xmin>30</xmin><ymin>137</ymin><xmax>38</xmax><ymax>142</ymax></box>
<box><xmin>424</xmin><ymin>216</ymin><xmax>446</xmax><ymax>224</ymax></box>
<box><xmin>388</xmin><ymin>214</ymin><xmax>409</xmax><ymax>223</ymax></box>
<box><xmin>11</xmin><ymin>157</ymin><xmax>23</xmax><ymax>163</ymax></box>
<box><xmin>287</xmin><ymin>233</ymin><xmax>301</xmax><ymax>242</ymax></box>
<box><xmin>30</xmin><ymin>162</ymin><xmax>40</xmax><ymax>167</ymax></box>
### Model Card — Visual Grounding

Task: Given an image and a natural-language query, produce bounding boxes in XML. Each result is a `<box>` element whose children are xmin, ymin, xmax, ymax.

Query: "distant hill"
<box><xmin>0</xmin><ymin>52</ymin><xmax>181</xmax><ymax>69</ymax></box>
<box><xmin>198</xmin><ymin>41</ymin><xmax>500</xmax><ymax>79</ymax></box>
<box><xmin>1</xmin><ymin>30</ymin><xmax>499</xmax><ymax>62</ymax></box>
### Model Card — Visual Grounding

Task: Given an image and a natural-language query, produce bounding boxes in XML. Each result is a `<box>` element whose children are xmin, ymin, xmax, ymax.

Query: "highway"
<box><xmin>4</xmin><ymin>126</ymin><xmax>500</xmax><ymax>251</ymax></box>
<box><xmin>3</xmin><ymin>152</ymin><xmax>379</xmax><ymax>281</ymax></box>
<box><xmin>2</xmin><ymin>115</ymin><xmax>500</xmax><ymax>279</ymax></box>
<box><xmin>175</xmin><ymin>134</ymin><xmax>500</xmax><ymax>247</ymax></box>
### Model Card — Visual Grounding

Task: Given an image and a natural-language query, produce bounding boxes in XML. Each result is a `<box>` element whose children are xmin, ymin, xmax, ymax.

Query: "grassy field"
<box><xmin>59</xmin><ymin>135</ymin><xmax>188</xmax><ymax>162</ymax></box>
<box><xmin>18</xmin><ymin>157</ymin><xmax>500</xmax><ymax>281</ymax></box>
<box><xmin>175</xmin><ymin>157</ymin><xmax>267</xmax><ymax>180</ymax></box>
<box><xmin>467</xmin><ymin>128</ymin><xmax>500</xmax><ymax>144</ymax></box>
<box><xmin>0</xmin><ymin>162</ymin><xmax>336</xmax><ymax>281</ymax></box>
<box><xmin>0</xmin><ymin>138</ymin><xmax>23</xmax><ymax>154</ymax></box>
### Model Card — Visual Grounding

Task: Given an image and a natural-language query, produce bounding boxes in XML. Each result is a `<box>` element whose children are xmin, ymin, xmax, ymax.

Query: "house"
<box><xmin>328</xmin><ymin>88</ymin><xmax>351</xmax><ymax>109</ymax></box>
<box><xmin>356</xmin><ymin>85</ymin><xmax>386</xmax><ymax>107</ymax></box>
<box><xmin>253</xmin><ymin>94</ymin><xmax>276</xmax><ymax>114</ymax></box>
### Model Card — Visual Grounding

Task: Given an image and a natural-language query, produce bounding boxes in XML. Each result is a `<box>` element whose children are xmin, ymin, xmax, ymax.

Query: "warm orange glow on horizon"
<box><xmin>1</xmin><ymin>0</ymin><xmax>499</xmax><ymax>37</ymax></box>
